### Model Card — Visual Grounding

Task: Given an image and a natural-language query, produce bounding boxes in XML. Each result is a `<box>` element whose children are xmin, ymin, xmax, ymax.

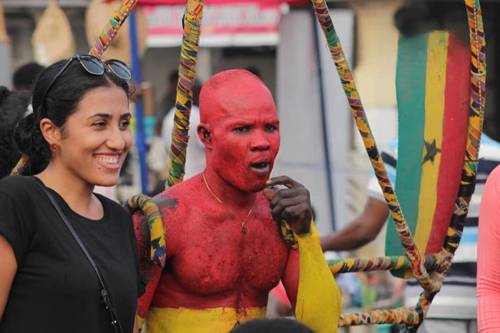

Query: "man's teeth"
<box><xmin>96</xmin><ymin>155</ymin><xmax>119</xmax><ymax>164</ymax></box>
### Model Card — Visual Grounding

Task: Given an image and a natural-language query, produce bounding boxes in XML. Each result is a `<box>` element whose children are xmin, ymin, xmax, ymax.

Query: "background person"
<box><xmin>477</xmin><ymin>165</ymin><xmax>500</xmax><ymax>332</ymax></box>
<box><xmin>12</xmin><ymin>62</ymin><xmax>45</xmax><ymax>91</ymax></box>
<box><xmin>154</xmin><ymin>70</ymin><xmax>178</xmax><ymax>136</ymax></box>
<box><xmin>0</xmin><ymin>86</ymin><xmax>30</xmax><ymax>178</ymax></box>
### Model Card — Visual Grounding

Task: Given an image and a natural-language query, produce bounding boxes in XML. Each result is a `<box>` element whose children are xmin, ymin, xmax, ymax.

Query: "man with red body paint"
<box><xmin>134</xmin><ymin>70</ymin><xmax>340</xmax><ymax>333</ymax></box>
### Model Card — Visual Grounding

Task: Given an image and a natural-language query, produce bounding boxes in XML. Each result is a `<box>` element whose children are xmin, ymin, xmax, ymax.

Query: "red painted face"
<box><xmin>199</xmin><ymin>70</ymin><xmax>280</xmax><ymax>192</ymax></box>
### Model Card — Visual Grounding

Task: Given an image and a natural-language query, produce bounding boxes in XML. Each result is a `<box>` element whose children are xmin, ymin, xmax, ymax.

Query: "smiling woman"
<box><xmin>0</xmin><ymin>56</ymin><xmax>140</xmax><ymax>333</ymax></box>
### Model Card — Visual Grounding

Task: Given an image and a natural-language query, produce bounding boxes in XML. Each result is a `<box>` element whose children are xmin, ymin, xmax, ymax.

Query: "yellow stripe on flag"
<box><xmin>414</xmin><ymin>31</ymin><xmax>449</xmax><ymax>254</ymax></box>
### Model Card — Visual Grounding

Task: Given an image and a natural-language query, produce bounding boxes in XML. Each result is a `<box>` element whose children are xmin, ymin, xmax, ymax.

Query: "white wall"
<box><xmin>0</xmin><ymin>43</ymin><xmax>12</xmax><ymax>87</ymax></box>
<box><xmin>275</xmin><ymin>8</ymin><xmax>354</xmax><ymax>235</ymax></box>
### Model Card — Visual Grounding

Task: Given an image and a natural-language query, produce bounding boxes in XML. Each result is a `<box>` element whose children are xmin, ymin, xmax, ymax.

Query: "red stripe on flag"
<box><xmin>426</xmin><ymin>33</ymin><xmax>470</xmax><ymax>254</ymax></box>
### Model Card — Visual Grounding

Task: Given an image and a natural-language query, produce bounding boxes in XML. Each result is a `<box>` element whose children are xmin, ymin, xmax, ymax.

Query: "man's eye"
<box><xmin>120</xmin><ymin>119</ymin><xmax>131</xmax><ymax>130</ymax></box>
<box><xmin>233</xmin><ymin>126</ymin><xmax>250</xmax><ymax>134</ymax></box>
<box><xmin>265</xmin><ymin>124</ymin><xmax>277</xmax><ymax>133</ymax></box>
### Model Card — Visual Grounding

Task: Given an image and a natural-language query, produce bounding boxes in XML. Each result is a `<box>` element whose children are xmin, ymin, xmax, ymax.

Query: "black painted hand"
<box><xmin>265</xmin><ymin>176</ymin><xmax>312</xmax><ymax>235</ymax></box>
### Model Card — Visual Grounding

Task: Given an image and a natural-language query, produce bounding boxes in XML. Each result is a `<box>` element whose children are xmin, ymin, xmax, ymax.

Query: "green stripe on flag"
<box><xmin>386</xmin><ymin>33</ymin><xmax>429</xmax><ymax>265</ymax></box>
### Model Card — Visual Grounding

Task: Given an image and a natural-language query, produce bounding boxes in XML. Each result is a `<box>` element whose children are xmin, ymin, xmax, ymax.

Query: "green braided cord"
<box><xmin>127</xmin><ymin>194</ymin><xmax>166</xmax><ymax>267</ymax></box>
<box><xmin>339</xmin><ymin>307</ymin><xmax>420</xmax><ymax>327</ymax></box>
<box><xmin>403</xmin><ymin>290</ymin><xmax>437</xmax><ymax>333</ymax></box>
<box><xmin>166</xmin><ymin>0</ymin><xmax>203</xmax><ymax>187</ymax></box>
<box><xmin>329</xmin><ymin>256</ymin><xmax>409</xmax><ymax>275</ymax></box>
<box><xmin>309</xmin><ymin>0</ymin><xmax>436</xmax><ymax>292</ymax></box>
<box><xmin>10</xmin><ymin>0</ymin><xmax>138</xmax><ymax>176</ymax></box>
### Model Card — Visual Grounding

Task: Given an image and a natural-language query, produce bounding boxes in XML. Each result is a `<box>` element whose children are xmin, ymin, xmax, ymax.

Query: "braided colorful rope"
<box><xmin>127</xmin><ymin>0</ymin><xmax>204</xmax><ymax>267</ymax></box>
<box><xmin>280</xmin><ymin>219</ymin><xmax>298</xmax><ymax>248</ymax></box>
<box><xmin>328</xmin><ymin>254</ymin><xmax>444</xmax><ymax>275</ymax></box>
<box><xmin>340</xmin><ymin>308</ymin><xmax>420</xmax><ymax>327</ymax></box>
<box><xmin>166</xmin><ymin>0</ymin><xmax>203</xmax><ymax>187</ymax></box>
<box><xmin>329</xmin><ymin>256</ymin><xmax>409</xmax><ymax>275</ymax></box>
<box><xmin>10</xmin><ymin>154</ymin><xmax>28</xmax><ymax>176</ymax></box>
<box><xmin>89</xmin><ymin>0</ymin><xmax>138</xmax><ymax>58</ymax></box>
<box><xmin>315</xmin><ymin>0</ymin><xmax>485</xmax><ymax>329</ymax></box>
<box><xmin>10</xmin><ymin>0</ymin><xmax>138</xmax><ymax>176</ymax></box>
<box><xmin>127</xmin><ymin>194</ymin><xmax>166</xmax><ymax>267</ymax></box>
<box><xmin>309</xmin><ymin>0</ymin><xmax>435</xmax><ymax>292</ymax></box>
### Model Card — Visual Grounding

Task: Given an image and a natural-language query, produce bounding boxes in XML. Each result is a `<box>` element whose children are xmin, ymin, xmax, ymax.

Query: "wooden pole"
<box><xmin>0</xmin><ymin>0</ymin><xmax>8</xmax><ymax>43</ymax></box>
<box><xmin>0</xmin><ymin>0</ymin><xmax>12</xmax><ymax>87</ymax></box>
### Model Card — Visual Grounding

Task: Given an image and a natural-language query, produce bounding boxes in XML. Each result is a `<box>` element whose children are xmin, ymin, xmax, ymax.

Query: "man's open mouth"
<box><xmin>249</xmin><ymin>161</ymin><xmax>271</xmax><ymax>175</ymax></box>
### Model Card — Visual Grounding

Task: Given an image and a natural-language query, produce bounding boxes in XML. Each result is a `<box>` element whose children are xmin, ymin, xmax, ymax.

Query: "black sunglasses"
<box><xmin>39</xmin><ymin>54</ymin><xmax>131</xmax><ymax>114</ymax></box>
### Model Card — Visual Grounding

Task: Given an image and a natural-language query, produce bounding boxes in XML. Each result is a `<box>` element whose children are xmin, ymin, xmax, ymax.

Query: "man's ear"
<box><xmin>197</xmin><ymin>123</ymin><xmax>212</xmax><ymax>149</ymax></box>
<box><xmin>39</xmin><ymin>118</ymin><xmax>62</xmax><ymax>147</ymax></box>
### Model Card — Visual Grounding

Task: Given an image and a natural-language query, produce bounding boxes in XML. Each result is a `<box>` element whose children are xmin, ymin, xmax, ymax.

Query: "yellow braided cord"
<box><xmin>127</xmin><ymin>194</ymin><xmax>166</xmax><ymax>267</ymax></box>
<box><xmin>166</xmin><ymin>0</ymin><xmax>203</xmax><ymax>187</ymax></box>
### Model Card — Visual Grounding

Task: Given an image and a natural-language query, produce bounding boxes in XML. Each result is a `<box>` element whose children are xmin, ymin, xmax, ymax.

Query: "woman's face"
<box><xmin>54</xmin><ymin>85</ymin><xmax>132</xmax><ymax>187</ymax></box>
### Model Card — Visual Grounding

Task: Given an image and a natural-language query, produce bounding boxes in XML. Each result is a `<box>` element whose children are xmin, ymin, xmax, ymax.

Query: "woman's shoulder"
<box><xmin>95</xmin><ymin>193</ymin><xmax>131</xmax><ymax>220</ymax></box>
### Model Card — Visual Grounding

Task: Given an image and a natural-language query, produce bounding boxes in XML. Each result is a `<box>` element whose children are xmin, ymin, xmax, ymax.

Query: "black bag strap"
<box><xmin>37</xmin><ymin>181</ymin><xmax>123</xmax><ymax>333</ymax></box>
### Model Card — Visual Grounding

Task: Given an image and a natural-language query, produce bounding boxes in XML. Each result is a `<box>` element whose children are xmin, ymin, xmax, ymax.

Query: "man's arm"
<box><xmin>280</xmin><ymin>225</ymin><xmax>341</xmax><ymax>333</ymax></box>
<box><xmin>320</xmin><ymin>197</ymin><xmax>389</xmax><ymax>252</ymax></box>
<box><xmin>266</xmin><ymin>176</ymin><xmax>342</xmax><ymax>333</ymax></box>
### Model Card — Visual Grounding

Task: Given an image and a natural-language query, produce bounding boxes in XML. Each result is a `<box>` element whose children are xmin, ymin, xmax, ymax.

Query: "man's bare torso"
<box><xmin>150</xmin><ymin>174</ymin><xmax>290</xmax><ymax>310</ymax></box>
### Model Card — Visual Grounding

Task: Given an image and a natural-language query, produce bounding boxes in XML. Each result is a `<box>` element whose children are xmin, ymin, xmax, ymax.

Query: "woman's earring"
<box><xmin>50</xmin><ymin>144</ymin><xmax>58</xmax><ymax>152</ymax></box>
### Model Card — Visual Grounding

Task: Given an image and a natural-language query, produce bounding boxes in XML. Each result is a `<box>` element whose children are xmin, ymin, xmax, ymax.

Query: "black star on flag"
<box><xmin>422</xmin><ymin>139</ymin><xmax>441</xmax><ymax>164</ymax></box>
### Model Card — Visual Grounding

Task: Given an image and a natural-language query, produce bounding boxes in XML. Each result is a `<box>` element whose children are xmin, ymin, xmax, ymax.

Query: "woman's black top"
<box><xmin>0</xmin><ymin>176</ymin><xmax>139</xmax><ymax>333</ymax></box>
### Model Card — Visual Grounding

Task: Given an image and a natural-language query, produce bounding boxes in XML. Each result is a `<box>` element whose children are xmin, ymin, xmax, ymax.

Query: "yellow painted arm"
<box><xmin>295</xmin><ymin>223</ymin><xmax>342</xmax><ymax>333</ymax></box>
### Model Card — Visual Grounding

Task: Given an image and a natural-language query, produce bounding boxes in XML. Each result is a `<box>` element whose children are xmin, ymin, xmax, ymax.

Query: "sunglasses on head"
<box><xmin>39</xmin><ymin>54</ymin><xmax>132</xmax><ymax>113</ymax></box>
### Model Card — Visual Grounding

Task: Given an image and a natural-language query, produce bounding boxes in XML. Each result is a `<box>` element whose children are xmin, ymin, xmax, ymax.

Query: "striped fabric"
<box><xmin>367</xmin><ymin>134</ymin><xmax>500</xmax><ymax>319</ymax></box>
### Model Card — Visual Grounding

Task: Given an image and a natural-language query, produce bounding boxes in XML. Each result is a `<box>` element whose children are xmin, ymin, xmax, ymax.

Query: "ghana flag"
<box><xmin>386</xmin><ymin>31</ymin><xmax>470</xmax><ymax>277</ymax></box>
